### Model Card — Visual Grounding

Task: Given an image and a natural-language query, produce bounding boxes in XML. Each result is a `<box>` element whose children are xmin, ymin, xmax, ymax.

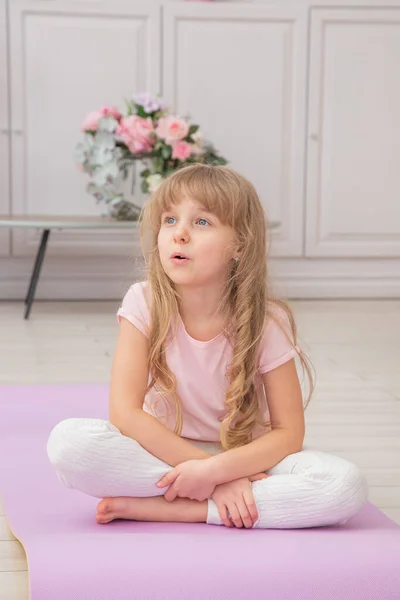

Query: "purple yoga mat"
<box><xmin>1</xmin><ymin>384</ymin><xmax>400</xmax><ymax>600</ymax></box>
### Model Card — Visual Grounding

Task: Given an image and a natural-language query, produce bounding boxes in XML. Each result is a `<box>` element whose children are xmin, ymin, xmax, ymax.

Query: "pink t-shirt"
<box><xmin>117</xmin><ymin>281</ymin><xmax>299</xmax><ymax>442</ymax></box>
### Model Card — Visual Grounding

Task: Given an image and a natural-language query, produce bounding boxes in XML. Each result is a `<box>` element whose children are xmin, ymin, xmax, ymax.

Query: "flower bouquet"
<box><xmin>75</xmin><ymin>92</ymin><xmax>228</xmax><ymax>220</ymax></box>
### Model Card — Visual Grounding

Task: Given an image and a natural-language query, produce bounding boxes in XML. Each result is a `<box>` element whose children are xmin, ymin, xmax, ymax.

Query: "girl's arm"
<box><xmin>109</xmin><ymin>318</ymin><xmax>212</xmax><ymax>466</ymax></box>
<box><xmin>207</xmin><ymin>358</ymin><xmax>305</xmax><ymax>485</ymax></box>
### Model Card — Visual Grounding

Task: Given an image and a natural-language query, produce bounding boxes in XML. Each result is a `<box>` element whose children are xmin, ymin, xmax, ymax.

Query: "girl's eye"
<box><xmin>163</xmin><ymin>216</ymin><xmax>210</xmax><ymax>226</ymax></box>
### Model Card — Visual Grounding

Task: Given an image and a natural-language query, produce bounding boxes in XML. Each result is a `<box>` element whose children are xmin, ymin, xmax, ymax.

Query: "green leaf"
<box><xmin>141</xmin><ymin>178</ymin><xmax>150</xmax><ymax>194</ymax></box>
<box><xmin>161</xmin><ymin>145</ymin><xmax>172</xmax><ymax>160</ymax></box>
<box><xmin>135</xmin><ymin>105</ymin><xmax>147</xmax><ymax>119</ymax></box>
<box><xmin>124</xmin><ymin>98</ymin><xmax>133</xmax><ymax>116</ymax></box>
<box><xmin>153</xmin><ymin>157</ymin><xmax>164</xmax><ymax>173</ymax></box>
<box><xmin>154</xmin><ymin>140</ymin><xmax>164</xmax><ymax>151</ymax></box>
<box><xmin>188</xmin><ymin>124</ymin><xmax>199</xmax><ymax>136</ymax></box>
<box><xmin>153</xmin><ymin>109</ymin><xmax>164</xmax><ymax>120</ymax></box>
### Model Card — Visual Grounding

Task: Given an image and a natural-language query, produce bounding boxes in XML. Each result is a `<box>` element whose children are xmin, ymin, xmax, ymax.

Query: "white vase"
<box><xmin>109</xmin><ymin>159</ymin><xmax>148</xmax><ymax>221</ymax></box>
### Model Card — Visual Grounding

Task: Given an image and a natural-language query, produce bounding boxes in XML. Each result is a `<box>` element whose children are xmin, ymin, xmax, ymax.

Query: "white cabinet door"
<box><xmin>9</xmin><ymin>1</ymin><xmax>160</xmax><ymax>257</ymax></box>
<box><xmin>163</xmin><ymin>3</ymin><xmax>308</xmax><ymax>257</ymax></box>
<box><xmin>306</xmin><ymin>8</ymin><xmax>400</xmax><ymax>257</ymax></box>
<box><xmin>0</xmin><ymin>0</ymin><xmax>10</xmax><ymax>256</ymax></box>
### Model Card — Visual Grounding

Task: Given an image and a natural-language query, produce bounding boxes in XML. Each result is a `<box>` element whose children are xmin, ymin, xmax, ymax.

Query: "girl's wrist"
<box><xmin>206</xmin><ymin>455</ymin><xmax>224</xmax><ymax>486</ymax></box>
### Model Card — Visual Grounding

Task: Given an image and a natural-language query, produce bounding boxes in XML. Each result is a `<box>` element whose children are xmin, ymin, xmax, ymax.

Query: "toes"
<box><xmin>96</xmin><ymin>499</ymin><xmax>115</xmax><ymax>523</ymax></box>
<box><xmin>96</xmin><ymin>513</ymin><xmax>112</xmax><ymax>524</ymax></box>
<box><xmin>97</xmin><ymin>498</ymin><xmax>112</xmax><ymax>515</ymax></box>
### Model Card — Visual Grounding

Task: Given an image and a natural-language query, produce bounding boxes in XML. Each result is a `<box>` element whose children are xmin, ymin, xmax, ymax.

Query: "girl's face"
<box><xmin>158</xmin><ymin>196</ymin><xmax>237</xmax><ymax>287</ymax></box>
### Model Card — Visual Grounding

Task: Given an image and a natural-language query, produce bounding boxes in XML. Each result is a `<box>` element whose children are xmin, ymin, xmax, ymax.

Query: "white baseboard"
<box><xmin>268</xmin><ymin>257</ymin><xmax>400</xmax><ymax>299</ymax></box>
<box><xmin>0</xmin><ymin>255</ymin><xmax>399</xmax><ymax>300</ymax></box>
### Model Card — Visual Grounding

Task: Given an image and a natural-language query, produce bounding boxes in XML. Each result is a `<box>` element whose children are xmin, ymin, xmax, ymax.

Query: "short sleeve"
<box><xmin>257</xmin><ymin>308</ymin><xmax>300</xmax><ymax>374</ymax></box>
<box><xmin>116</xmin><ymin>281</ymin><xmax>150</xmax><ymax>337</ymax></box>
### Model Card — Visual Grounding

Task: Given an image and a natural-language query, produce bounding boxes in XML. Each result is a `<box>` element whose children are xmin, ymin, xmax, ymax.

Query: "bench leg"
<box><xmin>24</xmin><ymin>229</ymin><xmax>51</xmax><ymax>319</ymax></box>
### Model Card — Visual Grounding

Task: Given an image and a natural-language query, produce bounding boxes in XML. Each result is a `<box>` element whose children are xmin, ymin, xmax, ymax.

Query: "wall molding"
<box><xmin>0</xmin><ymin>256</ymin><xmax>399</xmax><ymax>300</ymax></box>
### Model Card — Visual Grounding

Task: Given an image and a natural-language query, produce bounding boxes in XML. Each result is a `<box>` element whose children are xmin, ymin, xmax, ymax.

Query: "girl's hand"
<box><xmin>212</xmin><ymin>473</ymin><xmax>269</xmax><ymax>529</ymax></box>
<box><xmin>156</xmin><ymin>459</ymin><xmax>217</xmax><ymax>502</ymax></box>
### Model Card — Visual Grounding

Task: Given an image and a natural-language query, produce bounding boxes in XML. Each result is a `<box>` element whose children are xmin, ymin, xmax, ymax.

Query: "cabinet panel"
<box><xmin>306</xmin><ymin>8</ymin><xmax>400</xmax><ymax>257</ymax></box>
<box><xmin>163</xmin><ymin>3</ymin><xmax>308</xmax><ymax>257</ymax></box>
<box><xmin>0</xmin><ymin>0</ymin><xmax>10</xmax><ymax>256</ymax></box>
<box><xmin>9</xmin><ymin>1</ymin><xmax>160</xmax><ymax>257</ymax></box>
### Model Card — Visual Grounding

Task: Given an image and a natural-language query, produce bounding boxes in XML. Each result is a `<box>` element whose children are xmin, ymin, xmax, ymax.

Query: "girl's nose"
<box><xmin>174</xmin><ymin>227</ymin><xmax>189</xmax><ymax>244</ymax></box>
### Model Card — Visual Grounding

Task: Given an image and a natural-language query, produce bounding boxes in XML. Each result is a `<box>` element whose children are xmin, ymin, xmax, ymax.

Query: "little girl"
<box><xmin>47</xmin><ymin>164</ymin><xmax>368</xmax><ymax>529</ymax></box>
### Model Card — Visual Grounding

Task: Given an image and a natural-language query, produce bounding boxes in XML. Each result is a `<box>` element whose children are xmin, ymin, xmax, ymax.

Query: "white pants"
<box><xmin>46</xmin><ymin>418</ymin><xmax>368</xmax><ymax>529</ymax></box>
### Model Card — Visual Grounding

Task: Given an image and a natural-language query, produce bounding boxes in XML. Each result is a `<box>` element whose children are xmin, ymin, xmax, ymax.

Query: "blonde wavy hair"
<box><xmin>139</xmin><ymin>163</ymin><xmax>315</xmax><ymax>450</ymax></box>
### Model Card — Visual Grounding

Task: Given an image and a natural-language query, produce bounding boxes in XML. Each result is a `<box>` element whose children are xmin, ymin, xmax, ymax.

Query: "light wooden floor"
<box><xmin>1</xmin><ymin>298</ymin><xmax>400</xmax><ymax>600</ymax></box>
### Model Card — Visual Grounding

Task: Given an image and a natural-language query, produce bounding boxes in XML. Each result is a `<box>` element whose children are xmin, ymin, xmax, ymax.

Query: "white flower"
<box><xmin>192</xmin><ymin>130</ymin><xmax>204</xmax><ymax>147</ymax></box>
<box><xmin>92</xmin><ymin>160</ymin><xmax>119</xmax><ymax>186</ymax></box>
<box><xmin>147</xmin><ymin>173</ymin><xmax>164</xmax><ymax>192</ymax></box>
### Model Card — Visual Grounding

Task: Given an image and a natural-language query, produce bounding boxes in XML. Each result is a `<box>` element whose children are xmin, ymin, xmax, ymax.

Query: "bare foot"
<box><xmin>96</xmin><ymin>495</ymin><xmax>208</xmax><ymax>524</ymax></box>
<box><xmin>96</xmin><ymin>497</ymin><xmax>138</xmax><ymax>524</ymax></box>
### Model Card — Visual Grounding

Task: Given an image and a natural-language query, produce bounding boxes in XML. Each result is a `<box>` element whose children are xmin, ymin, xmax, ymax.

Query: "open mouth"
<box><xmin>171</xmin><ymin>253</ymin><xmax>189</xmax><ymax>260</ymax></box>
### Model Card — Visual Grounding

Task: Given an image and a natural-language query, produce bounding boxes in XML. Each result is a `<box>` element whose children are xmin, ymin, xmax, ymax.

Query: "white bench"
<box><xmin>0</xmin><ymin>215</ymin><xmax>139</xmax><ymax>319</ymax></box>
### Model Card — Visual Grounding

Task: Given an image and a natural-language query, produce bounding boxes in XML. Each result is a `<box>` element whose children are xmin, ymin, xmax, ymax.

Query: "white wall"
<box><xmin>1</xmin><ymin>0</ymin><xmax>399</xmax><ymax>300</ymax></box>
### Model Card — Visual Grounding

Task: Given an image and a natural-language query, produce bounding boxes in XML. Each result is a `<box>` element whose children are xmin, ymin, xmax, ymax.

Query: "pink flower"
<box><xmin>171</xmin><ymin>141</ymin><xmax>192</xmax><ymax>161</ymax></box>
<box><xmin>101</xmin><ymin>106</ymin><xmax>121</xmax><ymax>120</ymax></box>
<box><xmin>81</xmin><ymin>110</ymin><xmax>103</xmax><ymax>131</ymax></box>
<box><xmin>156</xmin><ymin>116</ymin><xmax>189</xmax><ymax>143</ymax></box>
<box><xmin>81</xmin><ymin>106</ymin><xmax>122</xmax><ymax>131</ymax></box>
<box><xmin>116</xmin><ymin>116</ymin><xmax>155</xmax><ymax>154</ymax></box>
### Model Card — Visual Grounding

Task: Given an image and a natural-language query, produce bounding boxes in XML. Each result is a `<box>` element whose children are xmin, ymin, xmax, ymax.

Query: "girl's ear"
<box><xmin>233</xmin><ymin>244</ymin><xmax>242</xmax><ymax>260</ymax></box>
